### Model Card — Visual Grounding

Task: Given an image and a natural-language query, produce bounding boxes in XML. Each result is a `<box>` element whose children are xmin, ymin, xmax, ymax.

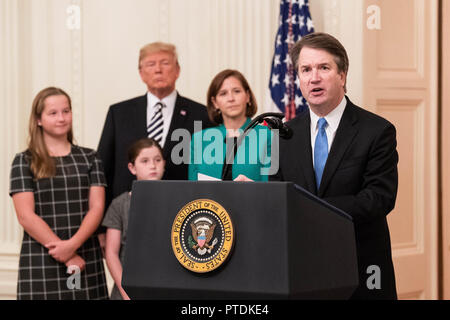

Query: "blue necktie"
<box><xmin>314</xmin><ymin>118</ymin><xmax>328</xmax><ymax>189</ymax></box>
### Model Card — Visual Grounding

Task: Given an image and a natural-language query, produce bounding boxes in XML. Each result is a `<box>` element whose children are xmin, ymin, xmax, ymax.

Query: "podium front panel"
<box><xmin>122</xmin><ymin>181</ymin><xmax>358</xmax><ymax>299</ymax></box>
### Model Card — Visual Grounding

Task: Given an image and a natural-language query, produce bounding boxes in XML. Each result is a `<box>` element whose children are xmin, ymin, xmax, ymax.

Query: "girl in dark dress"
<box><xmin>9</xmin><ymin>87</ymin><xmax>108</xmax><ymax>299</ymax></box>
<box><xmin>102</xmin><ymin>138</ymin><xmax>165</xmax><ymax>300</ymax></box>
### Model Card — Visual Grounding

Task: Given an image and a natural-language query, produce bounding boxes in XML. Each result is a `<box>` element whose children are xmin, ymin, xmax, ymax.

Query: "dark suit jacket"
<box><xmin>271</xmin><ymin>97</ymin><xmax>398</xmax><ymax>299</ymax></box>
<box><xmin>98</xmin><ymin>92</ymin><xmax>212</xmax><ymax>211</ymax></box>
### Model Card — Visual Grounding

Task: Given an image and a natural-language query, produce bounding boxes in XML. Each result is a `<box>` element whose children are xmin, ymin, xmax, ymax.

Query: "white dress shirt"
<box><xmin>310</xmin><ymin>96</ymin><xmax>347</xmax><ymax>166</ymax></box>
<box><xmin>146</xmin><ymin>90</ymin><xmax>177</xmax><ymax>148</ymax></box>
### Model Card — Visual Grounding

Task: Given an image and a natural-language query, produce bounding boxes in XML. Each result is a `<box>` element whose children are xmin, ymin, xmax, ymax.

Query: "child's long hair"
<box><xmin>28</xmin><ymin>87</ymin><xmax>73</xmax><ymax>179</ymax></box>
<box><xmin>127</xmin><ymin>138</ymin><xmax>164</xmax><ymax>164</ymax></box>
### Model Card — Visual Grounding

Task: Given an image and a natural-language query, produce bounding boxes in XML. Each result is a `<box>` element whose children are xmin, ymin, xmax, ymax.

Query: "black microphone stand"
<box><xmin>221</xmin><ymin>112</ymin><xmax>288</xmax><ymax>180</ymax></box>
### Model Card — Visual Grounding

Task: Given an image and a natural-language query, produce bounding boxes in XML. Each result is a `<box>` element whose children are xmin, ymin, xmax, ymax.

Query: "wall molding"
<box><xmin>0</xmin><ymin>0</ymin><xmax>22</xmax><ymax>300</ymax></box>
<box><xmin>69</xmin><ymin>0</ymin><xmax>85</xmax><ymax>144</ymax></box>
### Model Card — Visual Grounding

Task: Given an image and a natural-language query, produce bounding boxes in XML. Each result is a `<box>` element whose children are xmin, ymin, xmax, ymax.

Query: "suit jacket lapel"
<box><xmin>164</xmin><ymin>92</ymin><xmax>189</xmax><ymax>158</ymax></box>
<box><xmin>293</xmin><ymin>111</ymin><xmax>317</xmax><ymax>194</ymax></box>
<box><xmin>136</xmin><ymin>94</ymin><xmax>148</xmax><ymax>138</ymax></box>
<box><xmin>318</xmin><ymin>98</ymin><xmax>358</xmax><ymax>197</ymax></box>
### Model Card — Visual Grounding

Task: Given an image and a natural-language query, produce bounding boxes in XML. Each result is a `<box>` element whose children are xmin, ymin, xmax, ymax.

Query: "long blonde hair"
<box><xmin>28</xmin><ymin>87</ymin><xmax>73</xmax><ymax>179</ymax></box>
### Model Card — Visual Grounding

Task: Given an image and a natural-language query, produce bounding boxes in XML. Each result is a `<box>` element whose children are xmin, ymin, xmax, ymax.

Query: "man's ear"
<box><xmin>175</xmin><ymin>62</ymin><xmax>181</xmax><ymax>79</ymax></box>
<box><xmin>340</xmin><ymin>71</ymin><xmax>347</xmax><ymax>88</ymax></box>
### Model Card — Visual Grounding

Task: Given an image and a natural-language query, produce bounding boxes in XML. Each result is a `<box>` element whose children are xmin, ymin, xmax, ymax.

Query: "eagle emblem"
<box><xmin>171</xmin><ymin>199</ymin><xmax>235</xmax><ymax>273</ymax></box>
<box><xmin>189</xmin><ymin>217</ymin><xmax>218</xmax><ymax>255</ymax></box>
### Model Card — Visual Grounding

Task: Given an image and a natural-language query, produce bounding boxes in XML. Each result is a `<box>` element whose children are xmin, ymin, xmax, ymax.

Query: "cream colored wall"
<box><xmin>0</xmin><ymin>0</ymin><xmax>365</xmax><ymax>299</ymax></box>
<box><xmin>363</xmin><ymin>0</ymin><xmax>439</xmax><ymax>299</ymax></box>
<box><xmin>1</xmin><ymin>0</ymin><xmax>23</xmax><ymax>300</ymax></box>
<box><xmin>310</xmin><ymin>0</ymin><xmax>364</xmax><ymax>106</ymax></box>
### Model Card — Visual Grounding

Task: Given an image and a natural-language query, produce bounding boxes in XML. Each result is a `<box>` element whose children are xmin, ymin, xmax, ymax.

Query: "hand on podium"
<box><xmin>233</xmin><ymin>174</ymin><xmax>253</xmax><ymax>182</ymax></box>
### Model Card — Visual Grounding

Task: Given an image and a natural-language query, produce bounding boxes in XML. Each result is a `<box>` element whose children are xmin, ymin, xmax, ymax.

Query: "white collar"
<box><xmin>310</xmin><ymin>96</ymin><xmax>347</xmax><ymax>132</ymax></box>
<box><xmin>147</xmin><ymin>90</ymin><xmax>177</xmax><ymax>110</ymax></box>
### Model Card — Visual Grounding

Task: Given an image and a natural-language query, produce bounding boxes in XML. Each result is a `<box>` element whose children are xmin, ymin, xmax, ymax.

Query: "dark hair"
<box><xmin>127</xmin><ymin>138</ymin><xmax>164</xmax><ymax>164</ymax></box>
<box><xmin>206</xmin><ymin>69</ymin><xmax>257</xmax><ymax>125</ymax></box>
<box><xmin>289</xmin><ymin>32</ymin><xmax>349</xmax><ymax>92</ymax></box>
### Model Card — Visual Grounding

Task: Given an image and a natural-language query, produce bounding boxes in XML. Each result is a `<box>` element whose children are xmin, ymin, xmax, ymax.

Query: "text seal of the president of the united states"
<box><xmin>171</xmin><ymin>199</ymin><xmax>234</xmax><ymax>273</ymax></box>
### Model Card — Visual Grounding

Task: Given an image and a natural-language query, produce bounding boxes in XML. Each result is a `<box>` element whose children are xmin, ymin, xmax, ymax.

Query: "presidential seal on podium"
<box><xmin>171</xmin><ymin>199</ymin><xmax>234</xmax><ymax>273</ymax></box>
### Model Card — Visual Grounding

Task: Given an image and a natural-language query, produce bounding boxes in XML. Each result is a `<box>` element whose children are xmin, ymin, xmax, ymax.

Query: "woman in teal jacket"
<box><xmin>189</xmin><ymin>69</ymin><xmax>272</xmax><ymax>181</ymax></box>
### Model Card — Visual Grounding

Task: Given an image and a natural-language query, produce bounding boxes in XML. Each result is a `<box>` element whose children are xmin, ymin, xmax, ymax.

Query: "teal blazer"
<box><xmin>189</xmin><ymin>118</ymin><xmax>272</xmax><ymax>181</ymax></box>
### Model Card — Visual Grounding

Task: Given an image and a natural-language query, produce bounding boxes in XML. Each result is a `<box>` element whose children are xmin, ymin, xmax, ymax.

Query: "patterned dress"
<box><xmin>9</xmin><ymin>145</ymin><xmax>108</xmax><ymax>300</ymax></box>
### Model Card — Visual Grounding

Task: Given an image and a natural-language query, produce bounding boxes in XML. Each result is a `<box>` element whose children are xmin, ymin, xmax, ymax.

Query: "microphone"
<box><xmin>263</xmin><ymin>116</ymin><xmax>293</xmax><ymax>139</ymax></box>
<box><xmin>221</xmin><ymin>112</ymin><xmax>293</xmax><ymax>180</ymax></box>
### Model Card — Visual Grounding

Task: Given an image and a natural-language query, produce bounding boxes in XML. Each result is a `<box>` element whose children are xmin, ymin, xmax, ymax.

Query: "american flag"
<box><xmin>268</xmin><ymin>0</ymin><xmax>314</xmax><ymax>120</ymax></box>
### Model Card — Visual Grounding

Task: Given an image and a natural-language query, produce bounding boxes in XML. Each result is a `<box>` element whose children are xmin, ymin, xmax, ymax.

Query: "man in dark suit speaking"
<box><xmin>271</xmin><ymin>33</ymin><xmax>398</xmax><ymax>299</ymax></box>
<box><xmin>98</xmin><ymin>42</ymin><xmax>212</xmax><ymax>212</ymax></box>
